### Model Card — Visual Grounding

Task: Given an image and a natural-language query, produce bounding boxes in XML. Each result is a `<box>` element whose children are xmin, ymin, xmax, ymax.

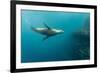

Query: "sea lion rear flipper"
<box><xmin>31</xmin><ymin>26</ymin><xmax>37</xmax><ymax>32</ymax></box>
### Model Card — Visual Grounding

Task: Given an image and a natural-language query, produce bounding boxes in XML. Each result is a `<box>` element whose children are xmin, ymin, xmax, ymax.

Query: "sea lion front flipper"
<box><xmin>43</xmin><ymin>23</ymin><xmax>51</xmax><ymax>29</ymax></box>
<box><xmin>43</xmin><ymin>36</ymin><xmax>50</xmax><ymax>41</ymax></box>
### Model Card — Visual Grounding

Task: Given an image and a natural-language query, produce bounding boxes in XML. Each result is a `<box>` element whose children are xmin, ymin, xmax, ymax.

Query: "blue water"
<box><xmin>21</xmin><ymin>9</ymin><xmax>90</xmax><ymax>63</ymax></box>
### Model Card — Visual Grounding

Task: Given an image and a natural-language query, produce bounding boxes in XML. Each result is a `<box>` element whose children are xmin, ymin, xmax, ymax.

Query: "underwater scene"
<box><xmin>21</xmin><ymin>10</ymin><xmax>90</xmax><ymax>63</ymax></box>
